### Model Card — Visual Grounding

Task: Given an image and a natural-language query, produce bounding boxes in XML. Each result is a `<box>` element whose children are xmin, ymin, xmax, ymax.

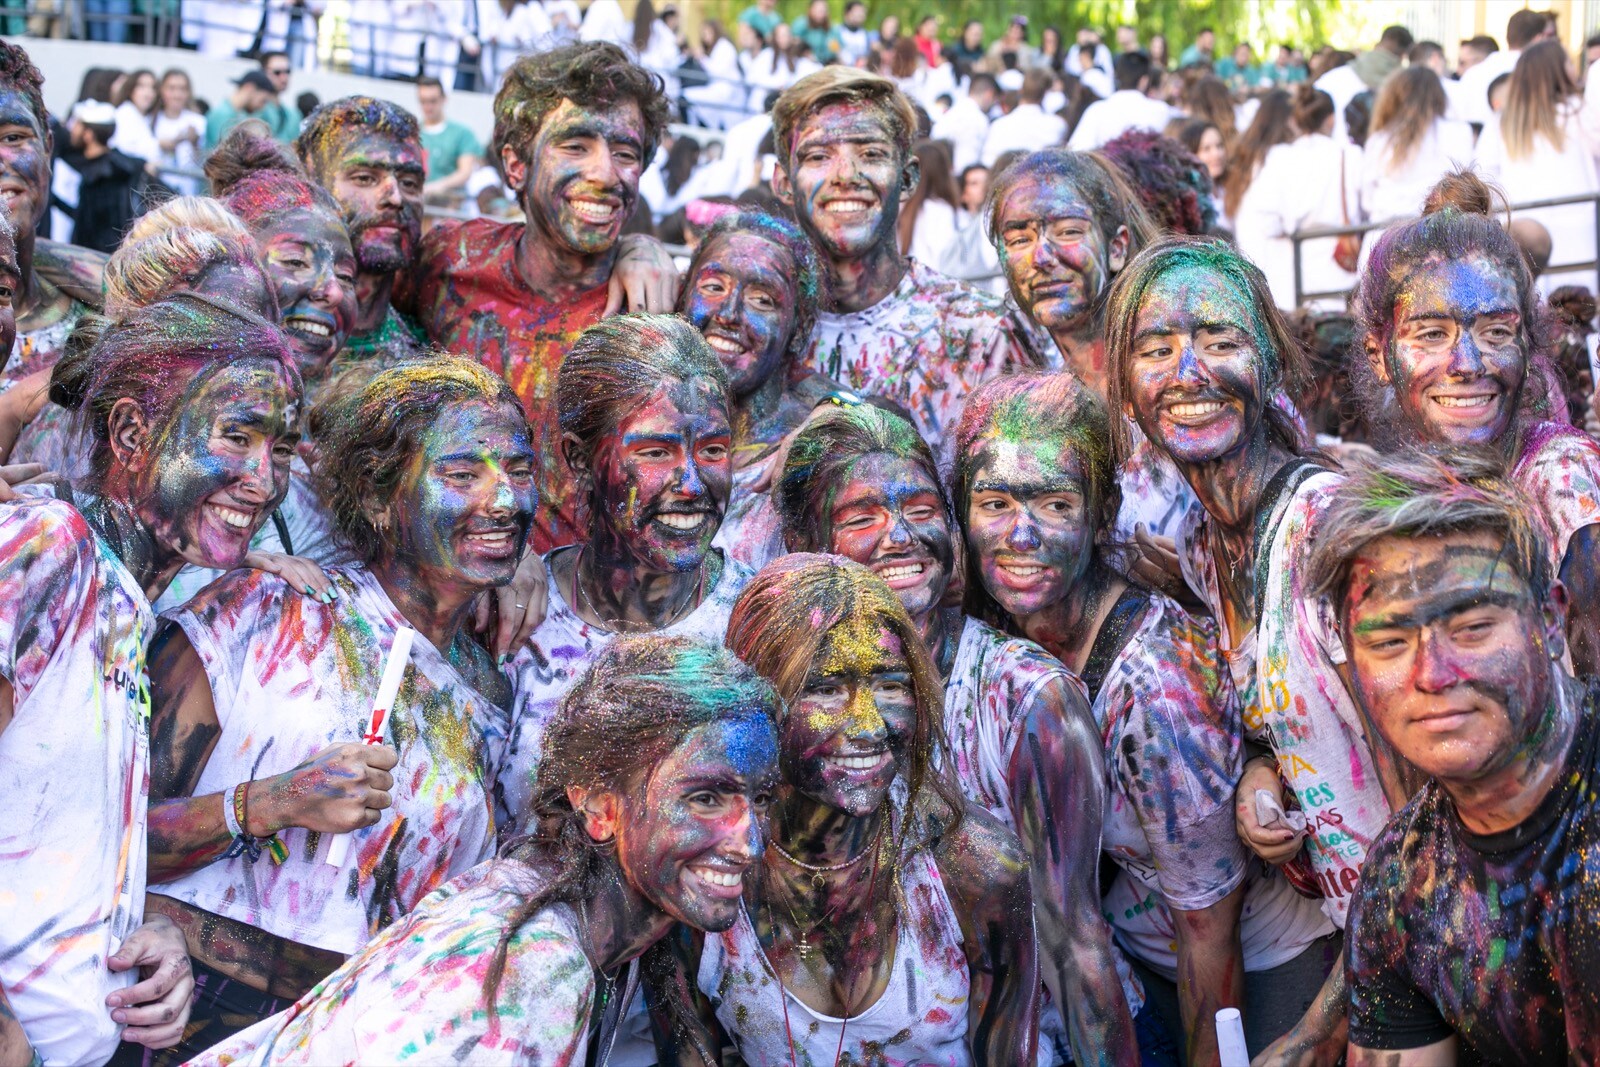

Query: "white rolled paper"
<box><xmin>1217</xmin><ymin>1006</ymin><xmax>1250</xmax><ymax>1067</ymax></box>
<box><xmin>325</xmin><ymin>626</ymin><xmax>415</xmax><ymax>868</ymax></box>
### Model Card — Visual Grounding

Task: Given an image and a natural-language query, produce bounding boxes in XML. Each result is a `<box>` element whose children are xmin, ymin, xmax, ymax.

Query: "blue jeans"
<box><xmin>84</xmin><ymin>0</ymin><xmax>131</xmax><ymax>42</ymax></box>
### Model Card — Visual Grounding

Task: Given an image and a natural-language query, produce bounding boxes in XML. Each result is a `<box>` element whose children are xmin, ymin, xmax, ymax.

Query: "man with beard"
<box><xmin>295</xmin><ymin>95</ymin><xmax>431</xmax><ymax>366</ymax></box>
<box><xmin>771</xmin><ymin>68</ymin><xmax>1031</xmax><ymax>453</ymax></box>
<box><xmin>0</xmin><ymin>39</ymin><xmax>108</xmax><ymax>466</ymax></box>
<box><xmin>411</xmin><ymin>42</ymin><xmax>673</xmax><ymax>555</ymax></box>
<box><xmin>1306</xmin><ymin>450</ymin><xmax>1600</xmax><ymax>1066</ymax></box>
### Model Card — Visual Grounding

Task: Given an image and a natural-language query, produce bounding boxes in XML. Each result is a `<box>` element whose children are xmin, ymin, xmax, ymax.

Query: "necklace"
<box><xmin>573</xmin><ymin>546</ymin><xmax>706</xmax><ymax>634</ymax></box>
<box><xmin>772</xmin><ymin>831</ymin><xmax>878</xmax><ymax>891</ymax></box>
<box><xmin>576</xmin><ymin>897</ymin><xmax>621</xmax><ymax>1063</ymax></box>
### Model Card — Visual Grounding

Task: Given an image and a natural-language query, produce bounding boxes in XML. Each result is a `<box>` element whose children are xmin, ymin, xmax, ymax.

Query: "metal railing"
<box><xmin>1290</xmin><ymin>192</ymin><xmax>1600</xmax><ymax>307</ymax></box>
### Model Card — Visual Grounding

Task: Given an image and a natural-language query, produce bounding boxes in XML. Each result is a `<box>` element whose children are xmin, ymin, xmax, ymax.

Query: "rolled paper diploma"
<box><xmin>325</xmin><ymin>626</ymin><xmax>416</xmax><ymax>868</ymax></box>
<box><xmin>1217</xmin><ymin>1007</ymin><xmax>1249</xmax><ymax>1067</ymax></box>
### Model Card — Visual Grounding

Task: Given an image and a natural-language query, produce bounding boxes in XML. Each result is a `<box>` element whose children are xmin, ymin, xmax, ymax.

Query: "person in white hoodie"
<box><xmin>1234</xmin><ymin>85</ymin><xmax>1361</xmax><ymax>309</ymax></box>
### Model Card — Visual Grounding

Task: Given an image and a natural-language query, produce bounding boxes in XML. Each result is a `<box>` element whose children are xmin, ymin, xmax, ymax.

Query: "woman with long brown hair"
<box><xmin>1185</xmin><ymin>76</ymin><xmax>1237</xmax><ymax>152</ymax></box>
<box><xmin>1233</xmin><ymin>85</ymin><xmax>1362</xmax><ymax>308</ymax></box>
<box><xmin>1360</xmin><ymin>65</ymin><xmax>1473</xmax><ymax>223</ymax></box>
<box><xmin>1477</xmin><ymin>39</ymin><xmax>1599</xmax><ymax>288</ymax></box>
<box><xmin>899</xmin><ymin>138</ymin><xmax>962</xmax><ymax>266</ymax></box>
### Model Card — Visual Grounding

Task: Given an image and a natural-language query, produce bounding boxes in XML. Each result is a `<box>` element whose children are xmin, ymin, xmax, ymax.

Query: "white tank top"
<box><xmin>698</xmin><ymin>847</ymin><xmax>972</xmax><ymax>1066</ymax></box>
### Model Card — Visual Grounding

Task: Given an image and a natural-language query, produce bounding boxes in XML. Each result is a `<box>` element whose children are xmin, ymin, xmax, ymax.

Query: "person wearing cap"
<box><xmin>63</xmin><ymin>99</ymin><xmax>147</xmax><ymax>254</ymax></box>
<box><xmin>205</xmin><ymin>70</ymin><xmax>278</xmax><ymax>149</ymax></box>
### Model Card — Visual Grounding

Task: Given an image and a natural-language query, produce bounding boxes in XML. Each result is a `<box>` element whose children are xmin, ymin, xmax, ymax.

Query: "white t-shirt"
<box><xmin>1179</xmin><ymin>469</ymin><xmax>1391</xmax><ymax>928</ymax></box>
<box><xmin>1066</xmin><ymin>90</ymin><xmax>1175</xmax><ymax>151</ymax></box>
<box><xmin>149</xmin><ymin>565</ymin><xmax>504</xmax><ymax>955</ymax></box>
<box><xmin>1234</xmin><ymin>134</ymin><xmax>1363</xmax><ymax>309</ymax></box>
<box><xmin>499</xmin><ymin>551</ymin><xmax>753</xmax><ymax>834</ymax></box>
<box><xmin>1512</xmin><ymin>420</ymin><xmax>1600</xmax><ymax>571</ymax></box>
<box><xmin>713</xmin><ymin>462</ymin><xmax>786</xmax><ymax>571</ymax></box>
<box><xmin>0</xmin><ymin>493</ymin><xmax>149</xmax><ymax>1066</ymax></box>
<box><xmin>1475</xmin><ymin>104</ymin><xmax>1600</xmax><ymax>291</ymax></box>
<box><xmin>1359</xmin><ymin>118</ymin><xmax>1475</xmax><ymax>225</ymax></box>
<box><xmin>153</xmin><ymin>109</ymin><xmax>207</xmax><ymax>195</ymax></box>
<box><xmin>805</xmin><ymin>259</ymin><xmax>1030</xmax><ymax>452</ymax></box>
<box><xmin>983</xmin><ymin>104</ymin><xmax>1068</xmax><ymax>166</ymax></box>
<box><xmin>188</xmin><ymin>861</ymin><xmax>625</xmax><ymax>1066</ymax></box>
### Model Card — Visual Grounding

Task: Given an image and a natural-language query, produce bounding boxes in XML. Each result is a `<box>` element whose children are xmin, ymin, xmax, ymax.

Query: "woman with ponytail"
<box><xmin>1353</xmin><ymin>167</ymin><xmax>1600</xmax><ymax>674</ymax></box>
<box><xmin>187</xmin><ymin>635</ymin><xmax>780</xmax><ymax>1065</ymax></box>
<box><xmin>1233</xmin><ymin>84</ymin><xmax>1363</xmax><ymax>309</ymax></box>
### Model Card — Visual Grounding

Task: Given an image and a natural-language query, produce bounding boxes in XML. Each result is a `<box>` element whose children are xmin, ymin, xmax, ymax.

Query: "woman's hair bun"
<box><xmin>203</xmin><ymin>122</ymin><xmax>304</xmax><ymax>197</ymax></box>
<box><xmin>1421</xmin><ymin>167</ymin><xmax>1503</xmax><ymax>219</ymax></box>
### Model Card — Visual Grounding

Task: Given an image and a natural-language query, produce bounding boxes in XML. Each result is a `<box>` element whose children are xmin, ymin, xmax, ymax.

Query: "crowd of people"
<box><xmin>4</xmin><ymin>5</ymin><xmax>1600</xmax><ymax>1066</ymax></box>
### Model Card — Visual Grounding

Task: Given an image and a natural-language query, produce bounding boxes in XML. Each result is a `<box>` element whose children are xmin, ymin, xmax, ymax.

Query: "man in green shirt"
<box><xmin>416</xmin><ymin>76</ymin><xmax>482</xmax><ymax>200</ymax></box>
<box><xmin>205</xmin><ymin>70</ymin><xmax>277</xmax><ymax>149</ymax></box>
<box><xmin>738</xmin><ymin>0</ymin><xmax>780</xmax><ymax>41</ymax></box>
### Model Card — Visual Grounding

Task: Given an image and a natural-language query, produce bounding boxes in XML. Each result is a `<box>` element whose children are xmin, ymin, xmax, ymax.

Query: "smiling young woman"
<box><xmin>137</xmin><ymin>356</ymin><xmax>534</xmax><ymax>1061</ymax></box>
<box><xmin>3</xmin><ymin>294</ymin><xmax>299</xmax><ymax>1066</ymax></box>
<box><xmin>186</xmin><ymin>636</ymin><xmax>782</xmax><ymax>1066</ymax></box>
<box><xmin>648</xmin><ymin>554</ymin><xmax>1040</xmax><ymax>1064</ymax></box>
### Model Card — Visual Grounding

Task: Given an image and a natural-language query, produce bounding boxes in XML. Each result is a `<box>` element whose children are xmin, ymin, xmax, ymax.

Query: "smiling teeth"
<box><xmin>705</xmin><ymin>336</ymin><xmax>744</xmax><ymax>353</ymax></box>
<box><xmin>658</xmin><ymin>513</ymin><xmax>705</xmax><ymax>530</ymax></box>
<box><xmin>692</xmin><ymin>867</ymin><xmax>743</xmax><ymax>888</ymax></box>
<box><xmin>215</xmin><ymin>506</ymin><xmax>253</xmax><ymax>529</ymax></box>
<box><xmin>824</xmin><ymin>200</ymin><xmax>872</xmax><ymax>213</ymax></box>
<box><xmin>826</xmin><ymin>753</ymin><xmax>884</xmax><ymax>771</ymax></box>
<box><xmin>1002</xmin><ymin>563</ymin><xmax>1044</xmax><ymax>576</ymax></box>
<box><xmin>287</xmin><ymin>319</ymin><xmax>331</xmax><ymax>337</ymax></box>
<box><xmin>1170</xmin><ymin>401</ymin><xmax>1224</xmax><ymax>417</ymax></box>
<box><xmin>1433</xmin><ymin>395</ymin><xmax>1493</xmax><ymax>408</ymax></box>
<box><xmin>572</xmin><ymin>201</ymin><xmax>616</xmax><ymax>222</ymax></box>
<box><xmin>879</xmin><ymin>563</ymin><xmax>923</xmax><ymax>580</ymax></box>
<box><xmin>470</xmin><ymin>532</ymin><xmax>512</xmax><ymax>544</ymax></box>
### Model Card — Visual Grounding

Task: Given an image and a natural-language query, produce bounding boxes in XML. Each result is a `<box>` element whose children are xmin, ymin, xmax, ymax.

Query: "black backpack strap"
<box><xmin>1081</xmin><ymin>587</ymin><xmax>1151</xmax><ymax>704</ymax></box>
<box><xmin>270</xmin><ymin>509</ymin><xmax>294</xmax><ymax>557</ymax></box>
<box><xmin>1250</xmin><ymin>458</ymin><xmax>1326</xmax><ymax>623</ymax></box>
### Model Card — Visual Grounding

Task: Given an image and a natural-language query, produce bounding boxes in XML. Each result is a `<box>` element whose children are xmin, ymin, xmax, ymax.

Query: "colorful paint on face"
<box><xmin>1383</xmin><ymin>253</ymin><xmax>1525</xmax><ymax>448</ymax></box>
<box><xmin>257</xmin><ymin>205</ymin><xmax>358</xmax><ymax>378</ymax></box>
<box><xmin>188</xmin><ymin>259</ymin><xmax>278</xmax><ymax>323</ymax></box>
<box><xmin>964</xmin><ymin>435</ymin><xmax>1094</xmax><ymax>618</ymax></box>
<box><xmin>619</xmin><ymin>714</ymin><xmax>779</xmax><ymax>933</ymax></box>
<box><xmin>324</xmin><ymin>130</ymin><xmax>425</xmax><ymax>275</ymax></box>
<box><xmin>1343</xmin><ymin>531</ymin><xmax>1553</xmax><ymax>784</ymax></box>
<box><xmin>0</xmin><ymin>220</ymin><xmax>18</xmax><ymax>356</ymax></box>
<box><xmin>518</xmin><ymin>98</ymin><xmax>646</xmax><ymax>258</ymax></box>
<box><xmin>780</xmin><ymin>103</ymin><xmax>910</xmax><ymax>260</ymax></box>
<box><xmin>996</xmin><ymin>177</ymin><xmax>1118</xmax><ymax>331</ymax></box>
<box><xmin>388</xmin><ymin>398</ymin><xmax>536</xmax><ymax>590</ymax></box>
<box><xmin>822</xmin><ymin>452</ymin><xmax>951</xmax><ymax>621</ymax></box>
<box><xmin>0</xmin><ymin>88</ymin><xmax>50</xmax><ymax>234</ymax></box>
<box><xmin>784</xmin><ymin>615</ymin><xmax>915</xmax><ymax>817</ymax></box>
<box><xmin>590</xmin><ymin>377</ymin><xmax>732</xmax><ymax>574</ymax></box>
<box><xmin>1125</xmin><ymin>263</ymin><xmax>1268</xmax><ymax>466</ymax></box>
<box><xmin>136</xmin><ymin>360</ymin><xmax>301</xmax><ymax>571</ymax></box>
<box><xmin>683</xmin><ymin>232</ymin><xmax>798</xmax><ymax>398</ymax></box>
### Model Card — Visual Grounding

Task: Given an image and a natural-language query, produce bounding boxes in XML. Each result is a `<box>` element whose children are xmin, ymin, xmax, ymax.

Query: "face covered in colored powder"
<box><xmin>683</xmin><ymin>232</ymin><xmax>799</xmax><ymax>398</ymax></box>
<box><xmin>613</xmin><ymin>714</ymin><xmax>779</xmax><ymax>931</ymax></box>
<box><xmin>1126</xmin><ymin>264</ymin><xmax>1270</xmax><ymax>467</ymax></box>
<box><xmin>775</xmin><ymin>102</ymin><xmax>916</xmax><ymax>261</ymax></box>
<box><xmin>319</xmin><ymin>128</ymin><xmax>425</xmax><ymax>275</ymax></box>
<box><xmin>1341</xmin><ymin>530</ymin><xmax>1560</xmax><ymax>784</ymax></box>
<box><xmin>0</xmin><ymin>220</ymin><xmax>19</xmax><ymax>356</ymax></box>
<box><xmin>0</xmin><ymin>87</ymin><xmax>49</xmax><ymax>236</ymax></box>
<box><xmin>964</xmin><ymin>434</ymin><xmax>1096</xmax><ymax>617</ymax></box>
<box><xmin>256</xmin><ymin>206</ymin><xmax>358</xmax><ymax>377</ymax></box>
<box><xmin>587</xmin><ymin>377</ymin><xmax>732</xmax><ymax>573</ymax></box>
<box><xmin>384</xmin><ymin>398</ymin><xmax>536</xmax><ymax>590</ymax></box>
<box><xmin>1373</xmin><ymin>253</ymin><xmax>1526</xmax><ymax>448</ymax></box>
<box><xmin>186</xmin><ymin>259</ymin><xmax>278</xmax><ymax>323</ymax></box>
<box><xmin>507</xmin><ymin>98</ymin><xmax>646</xmax><ymax>259</ymax></box>
<box><xmin>785</xmin><ymin>611</ymin><xmax>916</xmax><ymax>816</ymax></box>
<box><xmin>996</xmin><ymin>174</ymin><xmax>1128</xmax><ymax>332</ymax></box>
<box><xmin>820</xmin><ymin>452</ymin><xmax>952</xmax><ymax>621</ymax></box>
<box><xmin>132</xmin><ymin>359</ymin><xmax>301</xmax><ymax>570</ymax></box>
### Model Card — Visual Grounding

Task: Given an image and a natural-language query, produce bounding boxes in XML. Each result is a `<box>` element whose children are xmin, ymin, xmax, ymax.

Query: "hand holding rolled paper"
<box><xmin>326</xmin><ymin>627</ymin><xmax>415</xmax><ymax>867</ymax></box>
<box><xmin>1216</xmin><ymin>1007</ymin><xmax>1249</xmax><ymax>1067</ymax></box>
